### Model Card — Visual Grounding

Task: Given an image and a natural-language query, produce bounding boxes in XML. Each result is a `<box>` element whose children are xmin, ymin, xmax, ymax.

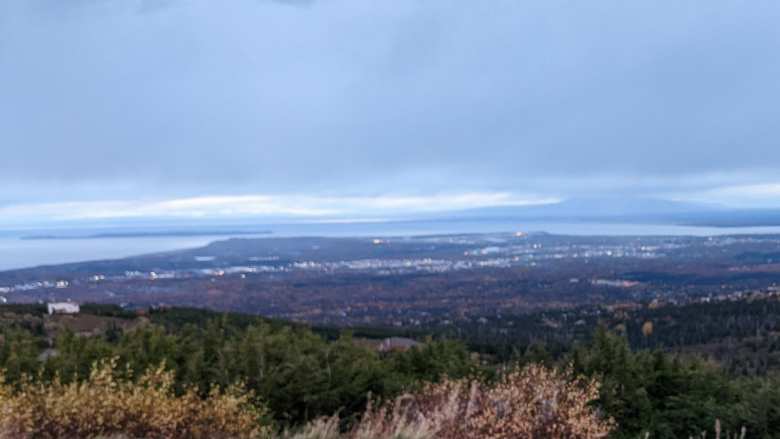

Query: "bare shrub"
<box><xmin>350</xmin><ymin>363</ymin><xmax>613</xmax><ymax>439</ymax></box>
<box><xmin>283</xmin><ymin>416</ymin><xmax>341</xmax><ymax>439</ymax></box>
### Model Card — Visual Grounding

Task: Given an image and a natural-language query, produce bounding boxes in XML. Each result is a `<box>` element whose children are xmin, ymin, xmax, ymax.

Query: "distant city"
<box><xmin>3</xmin><ymin>231</ymin><xmax>780</xmax><ymax>329</ymax></box>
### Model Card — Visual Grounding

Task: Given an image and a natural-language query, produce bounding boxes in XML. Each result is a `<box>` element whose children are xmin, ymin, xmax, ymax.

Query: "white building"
<box><xmin>47</xmin><ymin>302</ymin><xmax>80</xmax><ymax>315</ymax></box>
<box><xmin>377</xmin><ymin>337</ymin><xmax>420</xmax><ymax>352</ymax></box>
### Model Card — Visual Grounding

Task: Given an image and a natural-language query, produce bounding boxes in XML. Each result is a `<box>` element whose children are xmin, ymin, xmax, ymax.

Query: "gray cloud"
<box><xmin>1</xmin><ymin>0</ymin><xmax>780</xmax><ymax>205</ymax></box>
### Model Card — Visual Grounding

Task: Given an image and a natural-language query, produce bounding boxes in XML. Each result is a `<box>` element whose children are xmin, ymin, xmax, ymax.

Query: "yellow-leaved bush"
<box><xmin>0</xmin><ymin>358</ymin><xmax>272</xmax><ymax>439</ymax></box>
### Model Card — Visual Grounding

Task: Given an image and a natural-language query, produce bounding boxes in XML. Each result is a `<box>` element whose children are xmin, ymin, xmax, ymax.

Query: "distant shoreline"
<box><xmin>20</xmin><ymin>230</ymin><xmax>273</xmax><ymax>240</ymax></box>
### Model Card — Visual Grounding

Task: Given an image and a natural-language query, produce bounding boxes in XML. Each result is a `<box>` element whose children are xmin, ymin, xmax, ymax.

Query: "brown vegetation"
<box><xmin>0</xmin><ymin>359</ymin><xmax>611</xmax><ymax>439</ymax></box>
<box><xmin>291</xmin><ymin>364</ymin><xmax>613</xmax><ymax>439</ymax></box>
<box><xmin>0</xmin><ymin>358</ymin><xmax>271</xmax><ymax>439</ymax></box>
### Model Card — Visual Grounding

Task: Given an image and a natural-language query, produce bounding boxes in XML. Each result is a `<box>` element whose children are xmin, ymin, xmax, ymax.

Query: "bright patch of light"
<box><xmin>0</xmin><ymin>192</ymin><xmax>559</xmax><ymax>226</ymax></box>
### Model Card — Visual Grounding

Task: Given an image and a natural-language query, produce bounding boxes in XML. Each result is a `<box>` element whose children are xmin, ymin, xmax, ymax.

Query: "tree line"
<box><xmin>0</xmin><ymin>304</ymin><xmax>779</xmax><ymax>437</ymax></box>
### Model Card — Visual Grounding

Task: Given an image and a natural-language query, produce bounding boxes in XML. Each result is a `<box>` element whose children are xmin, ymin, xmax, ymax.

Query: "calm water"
<box><xmin>3</xmin><ymin>220</ymin><xmax>780</xmax><ymax>272</ymax></box>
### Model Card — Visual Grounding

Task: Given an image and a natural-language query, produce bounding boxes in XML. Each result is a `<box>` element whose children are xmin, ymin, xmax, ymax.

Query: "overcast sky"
<box><xmin>2</xmin><ymin>0</ymin><xmax>780</xmax><ymax>224</ymax></box>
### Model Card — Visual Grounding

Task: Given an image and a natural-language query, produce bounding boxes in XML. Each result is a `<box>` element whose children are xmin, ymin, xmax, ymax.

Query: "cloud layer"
<box><xmin>0</xmin><ymin>192</ymin><xmax>557</xmax><ymax>226</ymax></box>
<box><xmin>2</xmin><ymin>0</ymin><xmax>780</xmax><ymax>218</ymax></box>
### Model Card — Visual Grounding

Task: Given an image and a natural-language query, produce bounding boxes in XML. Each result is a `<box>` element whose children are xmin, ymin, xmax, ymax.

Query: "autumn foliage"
<box><xmin>297</xmin><ymin>364</ymin><xmax>613</xmax><ymax>439</ymax></box>
<box><xmin>0</xmin><ymin>358</ymin><xmax>612</xmax><ymax>439</ymax></box>
<box><xmin>0</xmin><ymin>358</ymin><xmax>271</xmax><ymax>439</ymax></box>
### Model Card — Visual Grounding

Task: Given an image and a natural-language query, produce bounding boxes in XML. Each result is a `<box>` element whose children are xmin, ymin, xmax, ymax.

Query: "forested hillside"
<box><xmin>0</xmin><ymin>305</ymin><xmax>778</xmax><ymax>438</ymax></box>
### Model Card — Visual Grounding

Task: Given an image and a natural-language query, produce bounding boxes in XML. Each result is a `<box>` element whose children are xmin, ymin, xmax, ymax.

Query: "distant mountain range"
<box><xmin>444</xmin><ymin>197</ymin><xmax>780</xmax><ymax>227</ymax></box>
